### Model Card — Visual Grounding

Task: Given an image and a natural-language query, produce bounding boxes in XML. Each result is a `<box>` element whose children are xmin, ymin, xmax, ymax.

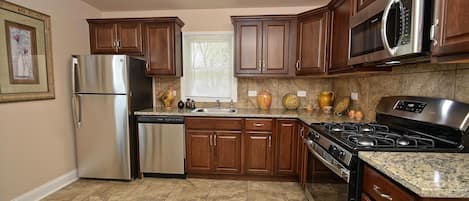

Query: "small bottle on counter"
<box><xmin>185</xmin><ymin>98</ymin><xmax>192</xmax><ymax>109</ymax></box>
<box><xmin>177</xmin><ymin>100</ymin><xmax>185</xmax><ymax>109</ymax></box>
<box><xmin>191</xmin><ymin>100</ymin><xmax>196</xmax><ymax>109</ymax></box>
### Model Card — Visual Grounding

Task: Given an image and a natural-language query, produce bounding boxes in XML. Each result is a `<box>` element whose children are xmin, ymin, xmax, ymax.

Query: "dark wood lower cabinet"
<box><xmin>275</xmin><ymin>119</ymin><xmax>298</xmax><ymax>176</ymax></box>
<box><xmin>213</xmin><ymin>131</ymin><xmax>242</xmax><ymax>174</ymax></box>
<box><xmin>185</xmin><ymin>130</ymin><xmax>212</xmax><ymax>173</ymax></box>
<box><xmin>244</xmin><ymin>132</ymin><xmax>273</xmax><ymax>176</ymax></box>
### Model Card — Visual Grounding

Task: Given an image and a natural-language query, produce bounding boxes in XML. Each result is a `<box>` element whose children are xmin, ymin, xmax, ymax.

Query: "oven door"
<box><xmin>305</xmin><ymin>141</ymin><xmax>355</xmax><ymax>201</ymax></box>
<box><xmin>349</xmin><ymin>0</ymin><xmax>413</xmax><ymax>66</ymax></box>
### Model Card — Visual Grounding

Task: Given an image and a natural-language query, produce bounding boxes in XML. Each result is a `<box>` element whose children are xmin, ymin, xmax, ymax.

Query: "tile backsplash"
<box><xmin>332</xmin><ymin>63</ymin><xmax>469</xmax><ymax>121</ymax></box>
<box><xmin>153</xmin><ymin>63</ymin><xmax>469</xmax><ymax>119</ymax></box>
<box><xmin>153</xmin><ymin>77</ymin><xmax>332</xmax><ymax>109</ymax></box>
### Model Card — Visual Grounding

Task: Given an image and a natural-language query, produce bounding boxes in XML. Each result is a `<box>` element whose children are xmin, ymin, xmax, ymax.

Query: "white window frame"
<box><xmin>180</xmin><ymin>31</ymin><xmax>237</xmax><ymax>102</ymax></box>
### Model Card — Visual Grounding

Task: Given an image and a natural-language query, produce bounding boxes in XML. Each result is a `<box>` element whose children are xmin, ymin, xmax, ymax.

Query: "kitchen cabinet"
<box><xmin>185</xmin><ymin>117</ymin><xmax>242</xmax><ymax>175</ymax></box>
<box><xmin>87</xmin><ymin>17</ymin><xmax>184</xmax><ymax>77</ymax></box>
<box><xmin>88</xmin><ymin>21</ymin><xmax>143</xmax><ymax>54</ymax></box>
<box><xmin>329</xmin><ymin>0</ymin><xmax>352</xmax><ymax>72</ymax></box>
<box><xmin>296</xmin><ymin>123</ymin><xmax>309</xmax><ymax>187</ymax></box>
<box><xmin>362</xmin><ymin>164</ymin><xmax>467</xmax><ymax>201</ymax></box>
<box><xmin>431</xmin><ymin>0</ymin><xmax>469</xmax><ymax>62</ymax></box>
<box><xmin>244</xmin><ymin>118</ymin><xmax>274</xmax><ymax>176</ymax></box>
<box><xmin>351</xmin><ymin>0</ymin><xmax>375</xmax><ymax>16</ymax></box>
<box><xmin>144</xmin><ymin>22</ymin><xmax>183</xmax><ymax>76</ymax></box>
<box><xmin>275</xmin><ymin>119</ymin><xmax>298</xmax><ymax>176</ymax></box>
<box><xmin>244</xmin><ymin>131</ymin><xmax>273</xmax><ymax>176</ymax></box>
<box><xmin>232</xmin><ymin>16</ymin><xmax>297</xmax><ymax>77</ymax></box>
<box><xmin>296</xmin><ymin>9</ymin><xmax>330</xmax><ymax>75</ymax></box>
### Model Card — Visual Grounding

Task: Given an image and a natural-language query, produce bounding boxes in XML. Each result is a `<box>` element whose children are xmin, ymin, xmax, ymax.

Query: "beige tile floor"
<box><xmin>42</xmin><ymin>178</ymin><xmax>306</xmax><ymax>201</ymax></box>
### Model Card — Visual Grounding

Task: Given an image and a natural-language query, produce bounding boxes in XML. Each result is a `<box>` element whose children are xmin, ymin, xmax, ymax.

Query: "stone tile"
<box><xmin>400</xmin><ymin>71</ymin><xmax>456</xmax><ymax>99</ymax></box>
<box><xmin>247</xmin><ymin>78</ymin><xmax>279</xmax><ymax>109</ymax></box>
<box><xmin>455</xmin><ymin>69</ymin><xmax>469</xmax><ymax>103</ymax></box>
<box><xmin>392</xmin><ymin>63</ymin><xmax>457</xmax><ymax>74</ymax></box>
<box><xmin>236</xmin><ymin>78</ymin><xmax>249</xmax><ymax>108</ymax></box>
<box><xmin>156</xmin><ymin>77</ymin><xmax>181</xmax><ymax>109</ymax></box>
<box><xmin>366</xmin><ymin>74</ymin><xmax>402</xmax><ymax>120</ymax></box>
<box><xmin>457</xmin><ymin>63</ymin><xmax>469</xmax><ymax>70</ymax></box>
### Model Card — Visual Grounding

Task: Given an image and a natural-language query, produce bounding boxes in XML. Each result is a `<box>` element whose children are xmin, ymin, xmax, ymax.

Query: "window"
<box><xmin>181</xmin><ymin>32</ymin><xmax>236</xmax><ymax>102</ymax></box>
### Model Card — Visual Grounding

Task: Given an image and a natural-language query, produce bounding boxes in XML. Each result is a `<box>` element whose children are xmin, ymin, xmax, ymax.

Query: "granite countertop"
<box><xmin>359</xmin><ymin>152</ymin><xmax>469</xmax><ymax>198</ymax></box>
<box><xmin>134</xmin><ymin>108</ymin><xmax>356</xmax><ymax>124</ymax></box>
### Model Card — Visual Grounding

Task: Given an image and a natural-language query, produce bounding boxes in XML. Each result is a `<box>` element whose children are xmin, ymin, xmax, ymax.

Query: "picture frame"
<box><xmin>0</xmin><ymin>1</ymin><xmax>55</xmax><ymax>103</ymax></box>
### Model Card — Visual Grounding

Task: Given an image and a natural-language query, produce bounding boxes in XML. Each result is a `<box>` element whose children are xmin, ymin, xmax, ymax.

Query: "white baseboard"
<box><xmin>12</xmin><ymin>169</ymin><xmax>78</xmax><ymax>201</ymax></box>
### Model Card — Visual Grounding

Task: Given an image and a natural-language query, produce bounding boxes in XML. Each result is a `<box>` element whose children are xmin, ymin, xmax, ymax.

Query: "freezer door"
<box><xmin>74</xmin><ymin>94</ymin><xmax>131</xmax><ymax>180</ymax></box>
<box><xmin>73</xmin><ymin>55</ymin><xmax>128</xmax><ymax>94</ymax></box>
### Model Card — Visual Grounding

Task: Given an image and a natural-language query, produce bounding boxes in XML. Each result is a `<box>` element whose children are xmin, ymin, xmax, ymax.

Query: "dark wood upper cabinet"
<box><xmin>262</xmin><ymin>20</ymin><xmax>291</xmax><ymax>74</ymax></box>
<box><xmin>213</xmin><ymin>131</ymin><xmax>242</xmax><ymax>174</ymax></box>
<box><xmin>296</xmin><ymin>9</ymin><xmax>329</xmax><ymax>75</ymax></box>
<box><xmin>432</xmin><ymin>0</ymin><xmax>469</xmax><ymax>61</ymax></box>
<box><xmin>232</xmin><ymin>16</ymin><xmax>297</xmax><ymax>77</ymax></box>
<box><xmin>116</xmin><ymin>23</ymin><xmax>143</xmax><ymax>54</ymax></box>
<box><xmin>88</xmin><ymin>21</ymin><xmax>142</xmax><ymax>54</ymax></box>
<box><xmin>87</xmin><ymin>18</ymin><xmax>184</xmax><ymax>77</ymax></box>
<box><xmin>352</xmin><ymin>0</ymin><xmax>376</xmax><ymax>16</ymax></box>
<box><xmin>275</xmin><ymin>119</ymin><xmax>298</xmax><ymax>176</ymax></box>
<box><xmin>244</xmin><ymin>131</ymin><xmax>273</xmax><ymax>176</ymax></box>
<box><xmin>329</xmin><ymin>0</ymin><xmax>352</xmax><ymax>72</ymax></box>
<box><xmin>235</xmin><ymin>21</ymin><xmax>263</xmax><ymax>74</ymax></box>
<box><xmin>89</xmin><ymin>23</ymin><xmax>118</xmax><ymax>54</ymax></box>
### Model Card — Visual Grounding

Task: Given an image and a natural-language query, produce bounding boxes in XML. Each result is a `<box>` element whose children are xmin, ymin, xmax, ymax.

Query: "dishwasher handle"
<box><xmin>137</xmin><ymin>116</ymin><xmax>184</xmax><ymax>124</ymax></box>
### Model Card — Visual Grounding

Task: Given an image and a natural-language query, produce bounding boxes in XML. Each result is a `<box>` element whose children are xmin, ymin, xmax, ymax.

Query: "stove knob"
<box><xmin>311</xmin><ymin>132</ymin><xmax>320</xmax><ymax>141</ymax></box>
<box><xmin>329</xmin><ymin>145</ymin><xmax>338</xmax><ymax>155</ymax></box>
<box><xmin>338</xmin><ymin>150</ymin><xmax>346</xmax><ymax>159</ymax></box>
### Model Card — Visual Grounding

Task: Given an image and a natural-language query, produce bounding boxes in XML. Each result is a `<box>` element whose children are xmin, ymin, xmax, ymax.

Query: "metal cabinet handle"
<box><xmin>113</xmin><ymin>40</ymin><xmax>117</xmax><ymax>47</ymax></box>
<box><xmin>254</xmin><ymin>123</ymin><xmax>265</xmax><ymax>127</ymax></box>
<box><xmin>214</xmin><ymin>135</ymin><xmax>217</xmax><ymax>146</ymax></box>
<box><xmin>262</xmin><ymin>60</ymin><xmax>266</xmax><ymax>71</ymax></box>
<box><xmin>373</xmin><ymin>185</ymin><xmax>393</xmax><ymax>201</ymax></box>
<box><xmin>145</xmin><ymin>63</ymin><xmax>150</xmax><ymax>72</ymax></box>
<box><xmin>300</xmin><ymin>127</ymin><xmax>305</xmax><ymax>137</ymax></box>
<box><xmin>209</xmin><ymin>135</ymin><xmax>213</xmax><ymax>146</ymax></box>
<box><xmin>296</xmin><ymin>60</ymin><xmax>300</xmax><ymax>71</ymax></box>
<box><xmin>117</xmin><ymin>40</ymin><xmax>121</xmax><ymax>48</ymax></box>
<box><xmin>258</xmin><ymin>60</ymin><xmax>262</xmax><ymax>72</ymax></box>
<box><xmin>268</xmin><ymin>136</ymin><xmax>272</xmax><ymax>147</ymax></box>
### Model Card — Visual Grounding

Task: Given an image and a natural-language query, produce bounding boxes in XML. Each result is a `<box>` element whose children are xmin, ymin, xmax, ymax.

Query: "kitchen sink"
<box><xmin>191</xmin><ymin>108</ymin><xmax>238</xmax><ymax>114</ymax></box>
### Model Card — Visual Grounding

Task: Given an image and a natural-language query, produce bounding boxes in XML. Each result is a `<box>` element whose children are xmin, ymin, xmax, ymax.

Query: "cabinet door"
<box><xmin>296</xmin><ymin>11</ymin><xmax>329</xmax><ymax>75</ymax></box>
<box><xmin>353</xmin><ymin>0</ymin><xmax>376</xmax><ymax>15</ymax></box>
<box><xmin>262</xmin><ymin>21</ymin><xmax>290</xmax><ymax>74</ymax></box>
<box><xmin>116</xmin><ymin>23</ymin><xmax>143</xmax><ymax>54</ymax></box>
<box><xmin>144</xmin><ymin>23</ymin><xmax>176</xmax><ymax>75</ymax></box>
<box><xmin>275</xmin><ymin>120</ymin><xmax>297</xmax><ymax>176</ymax></box>
<box><xmin>235</xmin><ymin>21</ymin><xmax>263</xmax><ymax>75</ymax></box>
<box><xmin>329</xmin><ymin>0</ymin><xmax>351</xmax><ymax>72</ymax></box>
<box><xmin>186</xmin><ymin>130</ymin><xmax>212</xmax><ymax>173</ymax></box>
<box><xmin>244</xmin><ymin>132</ymin><xmax>273</xmax><ymax>175</ymax></box>
<box><xmin>213</xmin><ymin>131</ymin><xmax>242</xmax><ymax>174</ymax></box>
<box><xmin>432</xmin><ymin>0</ymin><xmax>469</xmax><ymax>57</ymax></box>
<box><xmin>90</xmin><ymin>23</ymin><xmax>117</xmax><ymax>54</ymax></box>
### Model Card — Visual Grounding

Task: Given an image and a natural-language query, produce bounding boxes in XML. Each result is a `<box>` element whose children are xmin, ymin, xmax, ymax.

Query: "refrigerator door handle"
<box><xmin>72</xmin><ymin>57</ymin><xmax>79</xmax><ymax>93</ymax></box>
<box><xmin>72</xmin><ymin>94</ymin><xmax>82</xmax><ymax>128</ymax></box>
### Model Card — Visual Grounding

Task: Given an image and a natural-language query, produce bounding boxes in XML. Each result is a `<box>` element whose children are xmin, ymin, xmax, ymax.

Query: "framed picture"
<box><xmin>0</xmin><ymin>1</ymin><xmax>54</xmax><ymax>103</ymax></box>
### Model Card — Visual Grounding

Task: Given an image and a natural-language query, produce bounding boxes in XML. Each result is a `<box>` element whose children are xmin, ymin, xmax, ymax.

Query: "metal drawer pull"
<box><xmin>282</xmin><ymin>123</ymin><xmax>293</xmax><ymax>127</ymax></box>
<box><xmin>254</xmin><ymin>123</ymin><xmax>265</xmax><ymax>127</ymax></box>
<box><xmin>209</xmin><ymin>135</ymin><xmax>213</xmax><ymax>146</ymax></box>
<box><xmin>373</xmin><ymin>185</ymin><xmax>393</xmax><ymax>201</ymax></box>
<box><xmin>214</xmin><ymin>135</ymin><xmax>217</xmax><ymax>146</ymax></box>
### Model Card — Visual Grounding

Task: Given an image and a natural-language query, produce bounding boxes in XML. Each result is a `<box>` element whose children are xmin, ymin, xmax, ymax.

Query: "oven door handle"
<box><xmin>381</xmin><ymin>0</ymin><xmax>399</xmax><ymax>56</ymax></box>
<box><xmin>308</xmin><ymin>144</ymin><xmax>350</xmax><ymax>183</ymax></box>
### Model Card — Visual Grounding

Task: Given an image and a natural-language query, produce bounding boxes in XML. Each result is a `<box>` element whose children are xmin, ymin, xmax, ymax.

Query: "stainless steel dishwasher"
<box><xmin>137</xmin><ymin>116</ymin><xmax>185</xmax><ymax>178</ymax></box>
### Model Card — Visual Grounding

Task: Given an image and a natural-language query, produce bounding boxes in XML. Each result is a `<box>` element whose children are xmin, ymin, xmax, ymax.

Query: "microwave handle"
<box><xmin>381</xmin><ymin>0</ymin><xmax>399</xmax><ymax>56</ymax></box>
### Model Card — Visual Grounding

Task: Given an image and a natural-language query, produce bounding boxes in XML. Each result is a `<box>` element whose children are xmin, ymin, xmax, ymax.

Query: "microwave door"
<box><xmin>382</xmin><ymin>0</ymin><xmax>404</xmax><ymax>56</ymax></box>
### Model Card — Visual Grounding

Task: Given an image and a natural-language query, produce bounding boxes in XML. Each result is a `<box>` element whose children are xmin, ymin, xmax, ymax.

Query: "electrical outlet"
<box><xmin>173</xmin><ymin>90</ymin><xmax>177</xmax><ymax>96</ymax></box>
<box><xmin>297</xmin><ymin>90</ymin><xmax>307</xmax><ymax>97</ymax></box>
<box><xmin>351</xmin><ymin>92</ymin><xmax>359</xmax><ymax>100</ymax></box>
<box><xmin>248</xmin><ymin>90</ymin><xmax>257</xmax><ymax>97</ymax></box>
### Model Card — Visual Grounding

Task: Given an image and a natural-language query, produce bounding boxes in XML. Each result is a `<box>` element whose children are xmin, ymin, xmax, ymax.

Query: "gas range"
<box><xmin>304</xmin><ymin>96</ymin><xmax>469</xmax><ymax>201</ymax></box>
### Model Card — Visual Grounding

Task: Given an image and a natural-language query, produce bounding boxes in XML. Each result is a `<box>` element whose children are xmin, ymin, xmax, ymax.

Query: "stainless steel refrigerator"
<box><xmin>71</xmin><ymin>55</ymin><xmax>152</xmax><ymax>180</ymax></box>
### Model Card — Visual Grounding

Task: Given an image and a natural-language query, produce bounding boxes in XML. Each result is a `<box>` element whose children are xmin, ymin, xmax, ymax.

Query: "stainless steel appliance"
<box><xmin>348</xmin><ymin>0</ymin><xmax>432</xmax><ymax>66</ymax></box>
<box><xmin>72</xmin><ymin>55</ymin><xmax>152</xmax><ymax>180</ymax></box>
<box><xmin>137</xmin><ymin>116</ymin><xmax>185</xmax><ymax>177</ymax></box>
<box><xmin>304</xmin><ymin>96</ymin><xmax>469</xmax><ymax>201</ymax></box>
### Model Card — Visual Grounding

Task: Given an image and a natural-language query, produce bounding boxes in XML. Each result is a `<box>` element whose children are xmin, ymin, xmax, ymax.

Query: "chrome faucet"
<box><xmin>216</xmin><ymin>99</ymin><xmax>221</xmax><ymax>108</ymax></box>
<box><xmin>230</xmin><ymin>99</ymin><xmax>235</xmax><ymax>109</ymax></box>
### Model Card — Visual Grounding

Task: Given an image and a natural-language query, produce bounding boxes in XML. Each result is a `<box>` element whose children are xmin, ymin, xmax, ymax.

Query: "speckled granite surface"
<box><xmin>359</xmin><ymin>152</ymin><xmax>469</xmax><ymax>198</ymax></box>
<box><xmin>134</xmin><ymin>108</ymin><xmax>356</xmax><ymax>124</ymax></box>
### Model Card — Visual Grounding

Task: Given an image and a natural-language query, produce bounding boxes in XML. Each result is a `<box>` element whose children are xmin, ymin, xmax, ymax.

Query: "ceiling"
<box><xmin>81</xmin><ymin>0</ymin><xmax>330</xmax><ymax>11</ymax></box>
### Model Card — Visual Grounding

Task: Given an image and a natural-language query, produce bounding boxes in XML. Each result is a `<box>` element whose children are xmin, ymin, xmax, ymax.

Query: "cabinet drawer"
<box><xmin>363</xmin><ymin>165</ymin><xmax>416</xmax><ymax>201</ymax></box>
<box><xmin>245</xmin><ymin>119</ymin><xmax>273</xmax><ymax>131</ymax></box>
<box><xmin>185</xmin><ymin>117</ymin><xmax>243</xmax><ymax>130</ymax></box>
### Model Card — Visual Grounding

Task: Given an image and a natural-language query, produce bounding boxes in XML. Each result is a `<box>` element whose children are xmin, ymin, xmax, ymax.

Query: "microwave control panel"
<box><xmin>394</xmin><ymin>100</ymin><xmax>427</xmax><ymax>113</ymax></box>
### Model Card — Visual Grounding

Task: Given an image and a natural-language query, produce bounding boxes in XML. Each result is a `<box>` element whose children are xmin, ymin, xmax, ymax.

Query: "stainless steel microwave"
<box><xmin>348</xmin><ymin>0</ymin><xmax>432</xmax><ymax>66</ymax></box>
